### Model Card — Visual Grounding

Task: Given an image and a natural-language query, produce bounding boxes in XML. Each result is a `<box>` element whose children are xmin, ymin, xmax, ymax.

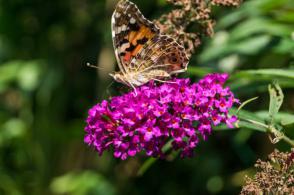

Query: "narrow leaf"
<box><xmin>256</xmin><ymin>111</ymin><xmax>294</xmax><ymax>126</ymax></box>
<box><xmin>268</xmin><ymin>82</ymin><xmax>284</xmax><ymax>125</ymax></box>
<box><xmin>233</xmin><ymin>69</ymin><xmax>294</xmax><ymax>79</ymax></box>
<box><xmin>237</xmin><ymin>97</ymin><xmax>259</xmax><ymax>114</ymax></box>
<box><xmin>137</xmin><ymin>140</ymin><xmax>173</xmax><ymax>176</ymax></box>
<box><xmin>237</xmin><ymin>120</ymin><xmax>267</xmax><ymax>132</ymax></box>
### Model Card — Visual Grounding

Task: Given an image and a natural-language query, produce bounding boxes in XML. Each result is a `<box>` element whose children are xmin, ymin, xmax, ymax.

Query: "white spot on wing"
<box><xmin>121</xmin><ymin>24</ymin><xmax>127</xmax><ymax>31</ymax></box>
<box><xmin>115</xmin><ymin>12</ymin><xmax>121</xmax><ymax>18</ymax></box>
<box><xmin>121</xmin><ymin>42</ymin><xmax>130</xmax><ymax>51</ymax></box>
<box><xmin>116</xmin><ymin>26</ymin><xmax>121</xmax><ymax>34</ymax></box>
<box><xmin>130</xmin><ymin>17</ymin><xmax>136</xmax><ymax>24</ymax></box>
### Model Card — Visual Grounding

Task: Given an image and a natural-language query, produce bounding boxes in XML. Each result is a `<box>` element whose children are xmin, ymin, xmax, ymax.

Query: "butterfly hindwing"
<box><xmin>133</xmin><ymin>35</ymin><xmax>188</xmax><ymax>75</ymax></box>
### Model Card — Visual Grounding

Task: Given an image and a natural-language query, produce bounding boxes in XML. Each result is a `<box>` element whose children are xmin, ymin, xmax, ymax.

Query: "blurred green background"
<box><xmin>0</xmin><ymin>0</ymin><xmax>293</xmax><ymax>194</ymax></box>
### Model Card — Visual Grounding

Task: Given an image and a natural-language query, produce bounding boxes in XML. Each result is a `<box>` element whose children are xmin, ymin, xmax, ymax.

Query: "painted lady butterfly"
<box><xmin>110</xmin><ymin>0</ymin><xmax>189</xmax><ymax>89</ymax></box>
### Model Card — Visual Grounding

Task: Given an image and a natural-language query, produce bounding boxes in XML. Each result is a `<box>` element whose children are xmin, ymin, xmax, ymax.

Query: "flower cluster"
<box><xmin>84</xmin><ymin>74</ymin><xmax>239</xmax><ymax>160</ymax></box>
<box><xmin>241</xmin><ymin>149</ymin><xmax>294</xmax><ymax>194</ymax></box>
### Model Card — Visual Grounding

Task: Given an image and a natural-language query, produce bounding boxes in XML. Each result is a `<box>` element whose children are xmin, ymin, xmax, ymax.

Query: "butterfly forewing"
<box><xmin>112</xmin><ymin>0</ymin><xmax>159</xmax><ymax>73</ymax></box>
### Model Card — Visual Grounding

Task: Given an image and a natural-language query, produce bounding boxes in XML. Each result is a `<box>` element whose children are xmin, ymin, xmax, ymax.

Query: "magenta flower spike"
<box><xmin>84</xmin><ymin>74</ymin><xmax>239</xmax><ymax>160</ymax></box>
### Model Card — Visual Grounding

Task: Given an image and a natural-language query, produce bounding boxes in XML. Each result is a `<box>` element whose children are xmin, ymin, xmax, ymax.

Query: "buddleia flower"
<box><xmin>84</xmin><ymin>73</ymin><xmax>239</xmax><ymax>160</ymax></box>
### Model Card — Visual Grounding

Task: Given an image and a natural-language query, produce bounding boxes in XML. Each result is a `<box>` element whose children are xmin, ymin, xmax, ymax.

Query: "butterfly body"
<box><xmin>110</xmin><ymin>72</ymin><xmax>149</xmax><ymax>87</ymax></box>
<box><xmin>110</xmin><ymin>0</ymin><xmax>189</xmax><ymax>88</ymax></box>
<box><xmin>110</xmin><ymin>69</ymin><xmax>171</xmax><ymax>87</ymax></box>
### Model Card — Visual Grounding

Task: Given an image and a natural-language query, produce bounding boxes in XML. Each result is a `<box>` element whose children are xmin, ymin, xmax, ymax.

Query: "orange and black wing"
<box><xmin>111</xmin><ymin>0</ymin><xmax>159</xmax><ymax>74</ymax></box>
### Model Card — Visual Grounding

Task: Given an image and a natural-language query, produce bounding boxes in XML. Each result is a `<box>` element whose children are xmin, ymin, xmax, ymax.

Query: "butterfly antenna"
<box><xmin>86</xmin><ymin>62</ymin><xmax>105</xmax><ymax>70</ymax></box>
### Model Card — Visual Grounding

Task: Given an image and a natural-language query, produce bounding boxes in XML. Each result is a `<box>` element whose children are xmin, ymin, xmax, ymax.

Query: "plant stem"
<box><xmin>272</xmin><ymin>125</ymin><xmax>294</xmax><ymax>147</ymax></box>
<box><xmin>281</xmin><ymin>135</ymin><xmax>294</xmax><ymax>147</ymax></box>
<box><xmin>243</xmin><ymin>118</ymin><xmax>294</xmax><ymax>147</ymax></box>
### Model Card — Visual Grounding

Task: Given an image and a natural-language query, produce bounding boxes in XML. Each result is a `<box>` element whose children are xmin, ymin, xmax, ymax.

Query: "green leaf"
<box><xmin>199</xmin><ymin>35</ymin><xmax>271</xmax><ymax>62</ymax></box>
<box><xmin>268</xmin><ymin>82</ymin><xmax>284</xmax><ymax>125</ymax></box>
<box><xmin>273</xmin><ymin>38</ymin><xmax>294</xmax><ymax>54</ymax></box>
<box><xmin>256</xmin><ymin>111</ymin><xmax>294</xmax><ymax>126</ymax></box>
<box><xmin>50</xmin><ymin>171</ymin><xmax>115</xmax><ymax>195</ymax></box>
<box><xmin>216</xmin><ymin>10</ymin><xmax>246</xmax><ymax>29</ymax></box>
<box><xmin>231</xmin><ymin>108</ymin><xmax>264</xmax><ymax>123</ymax></box>
<box><xmin>237</xmin><ymin>97</ymin><xmax>259</xmax><ymax>114</ymax></box>
<box><xmin>233</xmin><ymin>69</ymin><xmax>294</xmax><ymax>79</ymax></box>
<box><xmin>230</xmin><ymin>108</ymin><xmax>268</xmax><ymax>132</ymax></box>
<box><xmin>216</xmin><ymin>108</ymin><xmax>268</xmax><ymax>132</ymax></box>
<box><xmin>17</xmin><ymin>60</ymin><xmax>44</xmax><ymax>91</ymax></box>
<box><xmin>237</xmin><ymin>120</ymin><xmax>267</xmax><ymax>132</ymax></box>
<box><xmin>187</xmin><ymin>67</ymin><xmax>214</xmax><ymax>76</ymax></box>
<box><xmin>136</xmin><ymin>158</ymin><xmax>157</xmax><ymax>177</ymax></box>
<box><xmin>198</xmin><ymin>31</ymin><xmax>230</xmax><ymax>62</ymax></box>
<box><xmin>230</xmin><ymin>18</ymin><xmax>292</xmax><ymax>40</ymax></box>
<box><xmin>232</xmin><ymin>35</ymin><xmax>271</xmax><ymax>55</ymax></box>
<box><xmin>0</xmin><ymin>60</ymin><xmax>44</xmax><ymax>92</ymax></box>
<box><xmin>137</xmin><ymin>140</ymin><xmax>173</xmax><ymax>176</ymax></box>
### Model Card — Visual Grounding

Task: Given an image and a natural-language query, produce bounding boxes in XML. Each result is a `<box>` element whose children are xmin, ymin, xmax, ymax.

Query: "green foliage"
<box><xmin>235</xmin><ymin>83</ymin><xmax>294</xmax><ymax>146</ymax></box>
<box><xmin>196</xmin><ymin>0</ymin><xmax>294</xmax><ymax>72</ymax></box>
<box><xmin>0</xmin><ymin>60</ymin><xmax>44</xmax><ymax>92</ymax></box>
<box><xmin>50</xmin><ymin>171</ymin><xmax>115</xmax><ymax>195</ymax></box>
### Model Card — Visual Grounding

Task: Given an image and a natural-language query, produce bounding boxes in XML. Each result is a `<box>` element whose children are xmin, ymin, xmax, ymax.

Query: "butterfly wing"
<box><xmin>133</xmin><ymin>34</ymin><xmax>189</xmax><ymax>76</ymax></box>
<box><xmin>111</xmin><ymin>0</ymin><xmax>159</xmax><ymax>74</ymax></box>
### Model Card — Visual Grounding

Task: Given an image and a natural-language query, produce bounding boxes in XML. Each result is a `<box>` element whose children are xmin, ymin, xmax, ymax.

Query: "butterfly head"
<box><xmin>109</xmin><ymin>72</ymin><xmax>130</xmax><ymax>86</ymax></box>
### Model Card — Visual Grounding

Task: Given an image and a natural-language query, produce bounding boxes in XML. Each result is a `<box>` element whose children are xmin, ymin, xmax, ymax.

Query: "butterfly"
<box><xmin>110</xmin><ymin>0</ymin><xmax>189</xmax><ymax>91</ymax></box>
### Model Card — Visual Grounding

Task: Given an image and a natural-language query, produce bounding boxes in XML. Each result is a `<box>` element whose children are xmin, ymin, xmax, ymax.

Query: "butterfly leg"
<box><xmin>133</xmin><ymin>88</ymin><xmax>138</xmax><ymax>96</ymax></box>
<box><xmin>128</xmin><ymin>81</ymin><xmax>138</xmax><ymax>96</ymax></box>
